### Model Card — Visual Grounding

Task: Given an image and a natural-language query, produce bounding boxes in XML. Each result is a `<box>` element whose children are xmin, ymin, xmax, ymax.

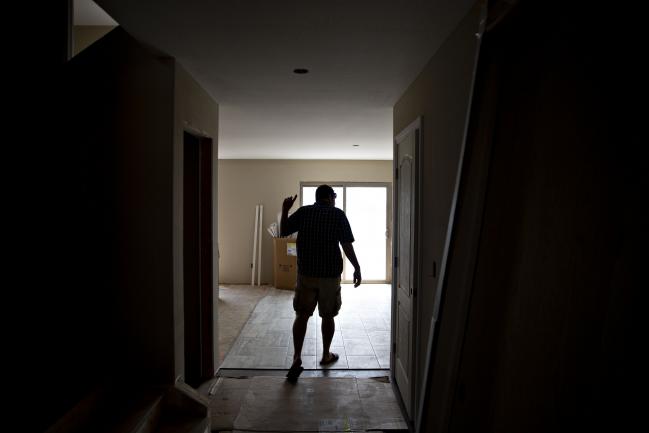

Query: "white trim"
<box><xmin>416</xmin><ymin>4</ymin><xmax>487</xmax><ymax>431</ymax></box>
<box><xmin>391</xmin><ymin>116</ymin><xmax>422</xmax><ymax>424</ymax></box>
<box><xmin>251</xmin><ymin>205</ymin><xmax>259</xmax><ymax>285</ymax></box>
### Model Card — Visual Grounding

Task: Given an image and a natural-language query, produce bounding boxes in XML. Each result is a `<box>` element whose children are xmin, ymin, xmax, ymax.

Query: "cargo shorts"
<box><xmin>293</xmin><ymin>274</ymin><xmax>342</xmax><ymax>318</ymax></box>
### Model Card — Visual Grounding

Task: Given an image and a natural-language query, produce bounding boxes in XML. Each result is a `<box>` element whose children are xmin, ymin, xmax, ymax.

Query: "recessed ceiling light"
<box><xmin>293</xmin><ymin>68</ymin><xmax>309</xmax><ymax>74</ymax></box>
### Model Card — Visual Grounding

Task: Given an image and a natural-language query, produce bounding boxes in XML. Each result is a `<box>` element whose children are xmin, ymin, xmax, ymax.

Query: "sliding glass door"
<box><xmin>343</xmin><ymin>186</ymin><xmax>388</xmax><ymax>281</ymax></box>
<box><xmin>301</xmin><ymin>185</ymin><xmax>345</xmax><ymax>210</ymax></box>
<box><xmin>300</xmin><ymin>183</ymin><xmax>391</xmax><ymax>283</ymax></box>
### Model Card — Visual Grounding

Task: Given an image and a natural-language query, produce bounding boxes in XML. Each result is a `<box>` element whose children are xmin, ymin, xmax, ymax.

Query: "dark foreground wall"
<box><xmin>424</xmin><ymin>2</ymin><xmax>646</xmax><ymax>432</ymax></box>
<box><xmin>30</xmin><ymin>26</ymin><xmax>175</xmax><ymax>431</ymax></box>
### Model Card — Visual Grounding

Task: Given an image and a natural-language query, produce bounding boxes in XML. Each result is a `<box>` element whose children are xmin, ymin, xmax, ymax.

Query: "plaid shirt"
<box><xmin>282</xmin><ymin>203</ymin><xmax>355</xmax><ymax>278</ymax></box>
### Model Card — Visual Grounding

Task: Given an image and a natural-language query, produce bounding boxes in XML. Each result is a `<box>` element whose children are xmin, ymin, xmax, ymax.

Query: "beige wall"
<box><xmin>173</xmin><ymin>62</ymin><xmax>220</xmax><ymax>377</ymax></box>
<box><xmin>393</xmin><ymin>1</ymin><xmax>482</xmax><ymax>418</ymax></box>
<box><xmin>73</xmin><ymin>25</ymin><xmax>116</xmax><ymax>56</ymax></box>
<box><xmin>218</xmin><ymin>159</ymin><xmax>392</xmax><ymax>284</ymax></box>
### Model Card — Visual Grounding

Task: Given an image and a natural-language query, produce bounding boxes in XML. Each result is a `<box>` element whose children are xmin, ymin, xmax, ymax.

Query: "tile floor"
<box><xmin>219</xmin><ymin>283</ymin><xmax>392</xmax><ymax>370</ymax></box>
<box><xmin>217</xmin><ymin>285</ymin><xmax>270</xmax><ymax>363</ymax></box>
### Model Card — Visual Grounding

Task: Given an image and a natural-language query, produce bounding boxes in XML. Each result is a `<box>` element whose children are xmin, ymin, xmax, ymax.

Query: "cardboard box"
<box><xmin>273</xmin><ymin>237</ymin><xmax>297</xmax><ymax>290</ymax></box>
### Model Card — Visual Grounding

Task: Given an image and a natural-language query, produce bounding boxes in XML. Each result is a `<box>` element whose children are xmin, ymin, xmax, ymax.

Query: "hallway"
<box><xmin>36</xmin><ymin>1</ymin><xmax>645</xmax><ymax>431</ymax></box>
<box><xmin>219</xmin><ymin>284</ymin><xmax>391</xmax><ymax>371</ymax></box>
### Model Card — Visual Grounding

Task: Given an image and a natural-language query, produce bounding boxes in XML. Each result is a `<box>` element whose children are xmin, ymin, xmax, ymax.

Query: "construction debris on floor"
<box><xmin>209</xmin><ymin>375</ymin><xmax>407</xmax><ymax>432</ymax></box>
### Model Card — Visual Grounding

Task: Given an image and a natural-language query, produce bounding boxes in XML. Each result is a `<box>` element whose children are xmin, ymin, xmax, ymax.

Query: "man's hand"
<box><xmin>283</xmin><ymin>195</ymin><xmax>297</xmax><ymax>213</ymax></box>
<box><xmin>280</xmin><ymin>194</ymin><xmax>297</xmax><ymax>237</ymax></box>
<box><xmin>353</xmin><ymin>268</ymin><xmax>362</xmax><ymax>287</ymax></box>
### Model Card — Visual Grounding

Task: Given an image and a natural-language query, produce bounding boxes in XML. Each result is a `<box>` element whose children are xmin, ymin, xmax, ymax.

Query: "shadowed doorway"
<box><xmin>184</xmin><ymin>131</ymin><xmax>214</xmax><ymax>387</ymax></box>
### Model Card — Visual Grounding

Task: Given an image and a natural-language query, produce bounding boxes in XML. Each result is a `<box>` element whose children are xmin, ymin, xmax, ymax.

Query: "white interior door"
<box><xmin>393</xmin><ymin>121</ymin><xmax>419</xmax><ymax>417</ymax></box>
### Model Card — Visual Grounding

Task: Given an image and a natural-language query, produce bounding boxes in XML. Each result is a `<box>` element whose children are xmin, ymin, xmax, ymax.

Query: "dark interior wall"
<box><xmin>433</xmin><ymin>3</ymin><xmax>645</xmax><ymax>432</ymax></box>
<box><xmin>393</xmin><ymin>2</ymin><xmax>482</xmax><ymax>411</ymax></box>
<box><xmin>17</xmin><ymin>2</ymin><xmax>75</xmax><ymax>430</ymax></box>
<box><xmin>66</xmin><ymin>26</ymin><xmax>176</xmax><ymax>381</ymax></box>
<box><xmin>35</xmin><ymin>27</ymin><xmax>175</xmax><ymax>429</ymax></box>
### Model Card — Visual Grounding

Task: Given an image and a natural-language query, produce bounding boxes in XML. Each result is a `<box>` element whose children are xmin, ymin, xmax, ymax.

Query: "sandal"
<box><xmin>286</xmin><ymin>364</ymin><xmax>304</xmax><ymax>383</ymax></box>
<box><xmin>319</xmin><ymin>352</ymin><xmax>339</xmax><ymax>365</ymax></box>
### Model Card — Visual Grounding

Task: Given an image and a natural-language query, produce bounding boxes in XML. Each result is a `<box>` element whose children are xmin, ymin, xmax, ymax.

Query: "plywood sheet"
<box><xmin>231</xmin><ymin>376</ymin><xmax>407</xmax><ymax>432</ymax></box>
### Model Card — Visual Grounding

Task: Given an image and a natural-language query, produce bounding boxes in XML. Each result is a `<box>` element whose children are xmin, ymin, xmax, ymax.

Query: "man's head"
<box><xmin>315</xmin><ymin>184</ymin><xmax>336</xmax><ymax>206</ymax></box>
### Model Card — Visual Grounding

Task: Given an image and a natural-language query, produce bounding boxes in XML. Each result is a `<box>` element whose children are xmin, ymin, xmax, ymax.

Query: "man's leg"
<box><xmin>291</xmin><ymin>314</ymin><xmax>309</xmax><ymax>368</ymax></box>
<box><xmin>291</xmin><ymin>275</ymin><xmax>317</xmax><ymax>371</ymax></box>
<box><xmin>318</xmin><ymin>277</ymin><xmax>342</xmax><ymax>364</ymax></box>
<box><xmin>321</xmin><ymin>316</ymin><xmax>336</xmax><ymax>362</ymax></box>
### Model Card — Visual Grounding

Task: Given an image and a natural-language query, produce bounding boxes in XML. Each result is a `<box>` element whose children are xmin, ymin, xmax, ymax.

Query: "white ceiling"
<box><xmin>94</xmin><ymin>0</ymin><xmax>475</xmax><ymax>159</ymax></box>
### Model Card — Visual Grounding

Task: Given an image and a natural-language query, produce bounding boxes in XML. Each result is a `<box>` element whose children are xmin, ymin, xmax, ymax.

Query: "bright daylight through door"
<box><xmin>301</xmin><ymin>184</ymin><xmax>389</xmax><ymax>282</ymax></box>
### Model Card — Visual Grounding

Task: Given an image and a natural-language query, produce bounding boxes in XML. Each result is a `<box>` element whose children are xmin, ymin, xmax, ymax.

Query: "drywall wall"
<box><xmin>46</xmin><ymin>28</ymin><xmax>221</xmax><ymax>430</ymax></box>
<box><xmin>173</xmin><ymin>61</ymin><xmax>219</xmax><ymax>378</ymax></box>
<box><xmin>218</xmin><ymin>159</ymin><xmax>392</xmax><ymax>284</ymax></box>
<box><xmin>392</xmin><ymin>1</ymin><xmax>482</xmax><ymax>420</ymax></box>
<box><xmin>57</xmin><ymin>26</ymin><xmax>176</xmax><ymax>423</ymax></box>
<box><xmin>73</xmin><ymin>25</ymin><xmax>116</xmax><ymax>55</ymax></box>
<box><xmin>423</xmin><ymin>2</ymin><xmax>646</xmax><ymax>432</ymax></box>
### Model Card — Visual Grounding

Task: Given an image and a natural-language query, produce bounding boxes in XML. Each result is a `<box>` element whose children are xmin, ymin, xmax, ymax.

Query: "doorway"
<box><xmin>183</xmin><ymin>131</ymin><xmax>214</xmax><ymax>387</ymax></box>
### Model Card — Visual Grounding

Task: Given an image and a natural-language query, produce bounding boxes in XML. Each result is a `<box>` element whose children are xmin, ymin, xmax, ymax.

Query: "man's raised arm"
<box><xmin>280</xmin><ymin>194</ymin><xmax>297</xmax><ymax>237</ymax></box>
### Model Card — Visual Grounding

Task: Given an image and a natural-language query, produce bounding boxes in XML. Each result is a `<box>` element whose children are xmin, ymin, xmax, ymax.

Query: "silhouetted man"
<box><xmin>281</xmin><ymin>184</ymin><xmax>361</xmax><ymax>382</ymax></box>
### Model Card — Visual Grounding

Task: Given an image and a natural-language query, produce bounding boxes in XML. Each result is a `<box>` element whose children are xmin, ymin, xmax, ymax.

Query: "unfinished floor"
<box><xmin>208</xmin><ymin>375</ymin><xmax>407</xmax><ymax>432</ymax></box>
<box><xmin>218</xmin><ymin>284</ymin><xmax>391</xmax><ymax>371</ymax></box>
<box><xmin>218</xmin><ymin>285</ymin><xmax>271</xmax><ymax>363</ymax></box>
<box><xmin>208</xmin><ymin>284</ymin><xmax>404</xmax><ymax>432</ymax></box>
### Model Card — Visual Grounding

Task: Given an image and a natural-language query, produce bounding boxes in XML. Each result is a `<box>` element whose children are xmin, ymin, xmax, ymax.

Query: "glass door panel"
<box><xmin>344</xmin><ymin>187</ymin><xmax>387</xmax><ymax>281</ymax></box>
<box><xmin>301</xmin><ymin>185</ymin><xmax>344</xmax><ymax>209</ymax></box>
